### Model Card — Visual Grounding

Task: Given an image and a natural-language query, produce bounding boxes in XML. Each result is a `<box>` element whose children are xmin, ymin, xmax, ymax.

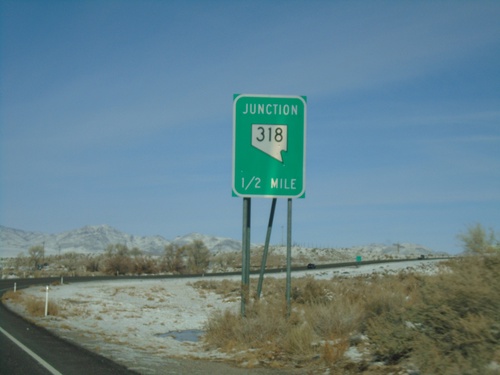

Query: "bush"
<box><xmin>458</xmin><ymin>223</ymin><xmax>499</xmax><ymax>255</ymax></box>
<box><xmin>186</xmin><ymin>240</ymin><xmax>210</xmax><ymax>273</ymax></box>
<box><xmin>3</xmin><ymin>290</ymin><xmax>59</xmax><ymax>317</ymax></box>
<box><xmin>28</xmin><ymin>245</ymin><xmax>45</xmax><ymax>270</ymax></box>
<box><xmin>1</xmin><ymin>290</ymin><xmax>22</xmax><ymax>303</ymax></box>
<box><xmin>133</xmin><ymin>255</ymin><xmax>158</xmax><ymax>274</ymax></box>
<box><xmin>162</xmin><ymin>244</ymin><xmax>186</xmax><ymax>273</ymax></box>
<box><xmin>305</xmin><ymin>300</ymin><xmax>363</xmax><ymax>341</ymax></box>
<box><xmin>25</xmin><ymin>296</ymin><xmax>59</xmax><ymax>317</ymax></box>
<box><xmin>102</xmin><ymin>244</ymin><xmax>134</xmax><ymax>275</ymax></box>
<box><xmin>203</xmin><ymin>309</ymin><xmax>240</xmax><ymax>350</ymax></box>
<box><xmin>409</xmin><ymin>255</ymin><xmax>500</xmax><ymax>374</ymax></box>
<box><xmin>200</xmin><ymin>253</ymin><xmax>500</xmax><ymax>373</ymax></box>
<box><xmin>283</xmin><ymin>321</ymin><xmax>315</xmax><ymax>356</ymax></box>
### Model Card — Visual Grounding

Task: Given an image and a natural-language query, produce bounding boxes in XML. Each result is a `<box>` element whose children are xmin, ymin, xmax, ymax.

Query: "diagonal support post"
<box><xmin>257</xmin><ymin>198</ymin><xmax>277</xmax><ymax>299</ymax></box>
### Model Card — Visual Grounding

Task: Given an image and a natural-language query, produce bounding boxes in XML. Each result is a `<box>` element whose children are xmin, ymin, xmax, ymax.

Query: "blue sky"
<box><xmin>1</xmin><ymin>1</ymin><xmax>499</xmax><ymax>254</ymax></box>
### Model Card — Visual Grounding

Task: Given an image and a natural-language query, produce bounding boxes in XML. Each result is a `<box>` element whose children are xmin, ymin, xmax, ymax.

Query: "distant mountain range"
<box><xmin>0</xmin><ymin>225</ymin><xmax>240</xmax><ymax>258</ymax></box>
<box><xmin>0</xmin><ymin>224</ymin><xmax>446</xmax><ymax>259</ymax></box>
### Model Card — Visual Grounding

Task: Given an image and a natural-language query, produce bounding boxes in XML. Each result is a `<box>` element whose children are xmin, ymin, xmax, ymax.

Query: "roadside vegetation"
<box><xmin>2</xmin><ymin>288</ymin><xmax>60</xmax><ymax>317</ymax></box>
<box><xmin>1</xmin><ymin>240</ymin><xmax>213</xmax><ymax>277</ymax></box>
<box><xmin>197</xmin><ymin>224</ymin><xmax>500</xmax><ymax>374</ymax></box>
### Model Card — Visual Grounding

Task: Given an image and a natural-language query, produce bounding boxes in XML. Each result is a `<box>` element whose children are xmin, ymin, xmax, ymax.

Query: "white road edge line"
<box><xmin>0</xmin><ymin>326</ymin><xmax>63</xmax><ymax>375</ymax></box>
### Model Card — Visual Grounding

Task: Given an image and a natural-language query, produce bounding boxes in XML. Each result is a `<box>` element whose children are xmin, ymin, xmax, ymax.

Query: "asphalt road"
<box><xmin>0</xmin><ymin>278</ymin><xmax>138</xmax><ymax>375</ymax></box>
<box><xmin>0</xmin><ymin>329</ymin><xmax>50</xmax><ymax>375</ymax></box>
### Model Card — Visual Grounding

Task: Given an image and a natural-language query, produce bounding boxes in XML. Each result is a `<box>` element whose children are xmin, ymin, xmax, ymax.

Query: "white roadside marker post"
<box><xmin>45</xmin><ymin>285</ymin><xmax>49</xmax><ymax>317</ymax></box>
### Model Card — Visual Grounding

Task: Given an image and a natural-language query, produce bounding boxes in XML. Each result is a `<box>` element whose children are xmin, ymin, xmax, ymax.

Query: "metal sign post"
<box><xmin>241</xmin><ymin>197</ymin><xmax>251</xmax><ymax>316</ymax></box>
<box><xmin>233</xmin><ymin>94</ymin><xmax>306</xmax><ymax>318</ymax></box>
<box><xmin>286</xmin><ymin>198</ymin><xmax>292</xmax><ymax>317</ymax></box>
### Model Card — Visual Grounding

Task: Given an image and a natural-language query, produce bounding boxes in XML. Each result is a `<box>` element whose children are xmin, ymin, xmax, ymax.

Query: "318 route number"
<box><xmin>254</xmin><ymin>126</ymin><xmax>284</xmax><ymax>143</ymax></box>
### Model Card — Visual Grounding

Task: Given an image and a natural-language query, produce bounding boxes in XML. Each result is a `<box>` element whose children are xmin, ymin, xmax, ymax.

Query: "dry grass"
<box><xmin>200</xmin><ymin>254</ymin><xmax>500</xmax><ymax>373</ymax></box>
<box><xmin>2</xmin><ymin>289</ymin><xmax>60</xmax><ymax>317</ymax></box>
<box><xmin>191</xmin><ymin>279</ymin><xmax>241</xmax><ymax>299</ymax></box>
<box><xmin>2</xmin><ymin>290</ymin><xmax>23</xmax><ymax>303</ymax></box>
<box><xmin>408</xmin><ymin>255</ymin><xmax>500</xmax><ymax>375</ymax></box>
<box><xmin>22</xmin><ymin>295</ymin><xmax>60</xmax><ymax>317</ymax></box>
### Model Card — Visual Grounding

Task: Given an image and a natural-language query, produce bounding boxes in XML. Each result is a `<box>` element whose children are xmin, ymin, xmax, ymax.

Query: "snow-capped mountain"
<box><xmin>0</xmin><ymin>225</ymin><xmax>240</xmax><ymax>257</ymax></box>
<box><xmin>0</xmin><ymin>225</ymin><xmax>445</xmax><ymax>260</ymax></box>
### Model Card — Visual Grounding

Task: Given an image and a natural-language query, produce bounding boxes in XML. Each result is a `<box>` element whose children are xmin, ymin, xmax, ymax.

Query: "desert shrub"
<box><xmin>212</xmin><ymin>252</ymin><xmax>240</xmax><ymax>271</ymax></box>
<box><xmin>103</xmin><ymin>255</ymin><xmax>133</xmax><ymax>275</ymax></box>
<box><xmin>161</xmin><ymin>241</ymin><xmax>211</xmax><ymax>274</ymax></box>
<box><xmin>356</xmin><ymin>274</ymin><xmax>414</xmax><ymax>316</ymax></box>
<box><xmin>28</xmin><ymin>245</ymin><xmax>45</xmax><ymax>270</ymax></box>
<box><xmin>204</xmin><ymin>301</ymin><xmax>290</xmax><ymax>354</ymax></box>
<box><xmin>250</xmin><ymin>247</ymin><xmax>286</xmax><ymax>270</ymax></box>
<box><xmin>365</xmin><ymin>309</ymin><xmax>415</xmax><ymax>363</ymax></box>
<box><xmin>408</xmin><ymin>254</ymin><xmax>500</xmax><ymax>374</ymax></box>
<box><xmin>293</xmin><ymin>276</ymin><xmax>329</xmax><ymax>304</ymax></box>
<box><xmin>162</xmin><ymin>244</ymin><xmax>186</xmax><ymax>273</ymax></box>
<box><xmin>85</xmin><ymin>254</ymin><xmax>102</xmax><ymax>272</ymax></box>
<box><xmin>59</xmin><ymin>251</ymin><xmax>81</xmax><ymax>272</ymax></box>
<box><xmin>304</xmin><ymin>299</ymin><xmax>363</xmax><ymax>339</ymax></box>
<box><xmin>192</xmin><ymin>278</ymin><xmax>240</xmax><ymax>298</ymax></box>
<box><xmin>1</xmin><ymin>290</ymin><xmax>22</xmax><ymax>303</ymax></box>
<box><xmin>458</xmin><ymin>223</ymin><xmax>499</xmax><ymax>255</ymax></box>
<box><xmin>361</xmin><ymin>274</ymin><xmax>420</xmax><ymax>363</ymax></box>
<box><xmin>203</xmin><ymin>309</ymin><xmax>241</xmax><ymax>350</ymax></box>
<box><xmin>201</xmin><ymin>253</ymin><xmax>500</xmax><ymax>373</ymax></box>
<box><xmin>364</xmin><ymin>254</ymin><xmax>500</xmax><ymax>373</ymax></box>
<box><xmin>242</xmin><ymin>302</ymin><xmax>289</xmax><ymax>346</ymax></box>
<box><xmin>361</xmin><ymin>255</ymin><xmax>500</xmax><ymax>373</ymax></box>
<box><xmin>283</xmin><ymin>321</ymin><xmax>315</xmax><ymax>356</ymax></box>
<box><xmin>185</xmin><ymin>240</ymin><xmax>210</xmax><ymax>273</ymax></box>
<box><xmin>22</xmin><ymin>295</ymin><xmax>59</xmax><ymax>317</ymax></box>
<box><xmin>11</xmin><ymin>252</ymin><xmax>30</xmax><ymax>271</ymax></box>
<box><xmin>25</xmin><ymin>296</ymin><xmax>43</xmax><ymax>315</ymax></box>
<box><xmin>102</xmin><ymin>244</ymin><xmax>135</xmax><ymax>275</ymax></box>
<box><xmin>2</xmin><ymin>289</ymin><xmax>59</xmax><ymax>317</ymax></box>
<box><xmin>322</xmin><ymin>339</ymin><xmax>350</xmax><ymax>367</ymax></box>
<box><xmin>133</xmin><ymin>254</ymin><xmax>158</xmax><ymax>274</ymax></box>
<box><xmin>412</xmin><ymin>314</ymin><xmax>496</xmax><ymax>375</ymax></box>
<box><xmin>203</xmin><ymin>277</ymin><xmax>361</xmax><ymax>366</ymax></box>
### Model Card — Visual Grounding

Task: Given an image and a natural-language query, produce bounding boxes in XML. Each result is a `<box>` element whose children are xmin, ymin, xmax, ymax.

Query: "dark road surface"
<box><xmin>0</xmin><ymin>277</ymin><xmax>138</xmax><ymax>375</ymax></box>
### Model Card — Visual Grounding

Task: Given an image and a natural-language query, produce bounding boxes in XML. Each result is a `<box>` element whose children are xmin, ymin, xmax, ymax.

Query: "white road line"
<box><xmin>0</xmin><ymin>326</ymin><xmax>63</xmax><ymax>375</ymax></box>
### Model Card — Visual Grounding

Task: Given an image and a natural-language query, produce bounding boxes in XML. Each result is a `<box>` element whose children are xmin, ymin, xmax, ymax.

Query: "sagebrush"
<box><xmin>200</xmin><ymin>254</ymin><xmax>500</xmax><ymax>374</ymax></box>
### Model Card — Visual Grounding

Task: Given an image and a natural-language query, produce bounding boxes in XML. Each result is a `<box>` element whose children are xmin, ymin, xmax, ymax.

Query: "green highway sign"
<box><xmin>232</xmin><ymin>94</ymin><xmax>306</xmax><ymax>198</ymax></box>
